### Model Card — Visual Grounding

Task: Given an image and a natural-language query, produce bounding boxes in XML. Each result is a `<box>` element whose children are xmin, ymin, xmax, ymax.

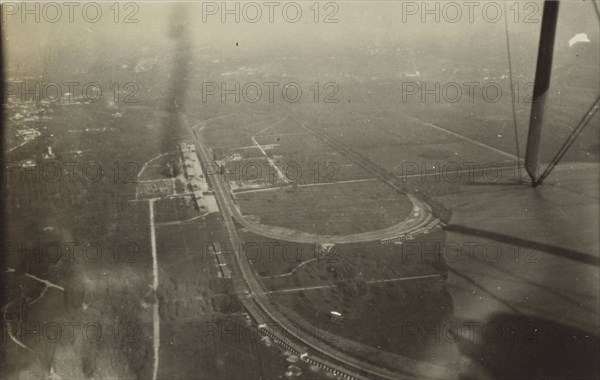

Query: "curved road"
<box><xmin>193</xmin><ymin>118</ymin><xmax>440</xmax><ymax>245</ymax></box>
<box><xmin>229</xmin><ymin>194</ymin><xmax>440</xmax><ymax>244</ymax></box>
<box><xmin>182</xmin><ymin>113</ymin><xmax>450</xmax><ymax>380</ymax></box>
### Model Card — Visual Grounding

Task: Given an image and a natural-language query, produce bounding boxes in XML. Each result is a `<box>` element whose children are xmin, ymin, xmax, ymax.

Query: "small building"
<box><xmin>17</xmin><ymin>128</ymin><xmax>40</xmax><ymax>136</ymax></box>
<box><xmin>44</xmin><ymin>146</ymin><xmax>55</xmax><ymax>159</ymax></box>
<box><xmin>329</xmin><ymin>311</ymin><xmax>343</xmax><ymax>323</ymax></box>
<box><xmin>21</xmin><ymin>160</ymin><xmax>36</xmax><ymax>168</ymax></box>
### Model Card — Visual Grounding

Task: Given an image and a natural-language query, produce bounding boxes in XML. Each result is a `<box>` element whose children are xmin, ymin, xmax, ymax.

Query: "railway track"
<box><xmin>182</xmin><ymin>112</ymin><xmax>444</xmax><ymax>380</ymax></box>
<box><xmin>300</xmin><ymin>123</ymin><xmax>410</xmax><ymax>194</ymax></box>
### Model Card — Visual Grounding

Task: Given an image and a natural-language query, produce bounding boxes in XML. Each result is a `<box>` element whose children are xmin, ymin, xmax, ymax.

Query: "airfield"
<box><xmin>5</xmin><ymin>89</ymin><xmax>597</xmax><ymax>379</ymax></box>
<box><xmin>2</xmin><ymin>2</ymin><xmax>599</xmax><ymax>380</ymax></box>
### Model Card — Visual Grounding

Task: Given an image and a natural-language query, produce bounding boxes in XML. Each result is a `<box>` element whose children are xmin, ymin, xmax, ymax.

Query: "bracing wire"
<box><xmin>592</xmin><ymin>0</ymin><xmax>600</xmax><ymax>20</ymax></box>
<box><xmin>537</xmin><ymin>96</ymin><xmax>600</xmax><ymax>184</ymax></box>
<box><xmin>503</xmin><ymin>1</ymin><xmax>522</xmax><ymax>182</ymax></box>
<box><xmin>533</xmin><ymin>0</ymin><xmax>600</xmax><ymax>184</ymax></box>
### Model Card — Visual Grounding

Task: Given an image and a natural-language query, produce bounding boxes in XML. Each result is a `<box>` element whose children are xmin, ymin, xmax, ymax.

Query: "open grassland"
<box><xmin>235</xmin><ymin>179</ymin><xmax>414</xmax><ymax>235</ymax></box>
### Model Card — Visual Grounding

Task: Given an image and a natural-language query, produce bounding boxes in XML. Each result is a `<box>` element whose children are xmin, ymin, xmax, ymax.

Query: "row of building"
<box><xmin>179</xmin><ymin>142</ymin><xmax>219</xmax><ymax>213</ymax></box>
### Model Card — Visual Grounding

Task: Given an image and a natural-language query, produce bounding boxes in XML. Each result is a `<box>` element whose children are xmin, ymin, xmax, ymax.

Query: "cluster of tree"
<box><xmin>161</xmin><ymin>158</ymin><xmax>182</xmax><ymax>178</ymax></box>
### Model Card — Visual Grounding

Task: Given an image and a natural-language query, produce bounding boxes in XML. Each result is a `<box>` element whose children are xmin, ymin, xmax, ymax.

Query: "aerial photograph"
<box><xmin>1</xmin><ymin>1</ymin><xmax>598</xmax><ymax>379</ymax></box>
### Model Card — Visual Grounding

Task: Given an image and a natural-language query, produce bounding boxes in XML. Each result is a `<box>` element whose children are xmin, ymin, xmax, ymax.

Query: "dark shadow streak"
<box><xmin>465</xmin><ymin>182</ymin><xmax>528</xmax><ymax>187</ymax></box>
<box><xmin>444</xmin><ymin>224</ymin><xmax>599</xmax><ymax>267</ymax></box>
<box><xmin>160</xmin><ymin>3</ymin><xmax>192</xmax><ymax>154</ymax></box>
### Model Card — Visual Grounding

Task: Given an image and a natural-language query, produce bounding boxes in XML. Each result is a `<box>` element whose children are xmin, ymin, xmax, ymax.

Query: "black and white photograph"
<box><xmin>1</xmin><ymin>1</ymin><xmax>599</xmax><ymax>379</ymax></box>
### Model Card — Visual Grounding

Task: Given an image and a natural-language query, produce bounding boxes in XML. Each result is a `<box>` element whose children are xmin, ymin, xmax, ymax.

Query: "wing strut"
<box><xmin>525</xmin><ymin>0</ymin><xmax>560</xmax><ymax>186</ymax></box>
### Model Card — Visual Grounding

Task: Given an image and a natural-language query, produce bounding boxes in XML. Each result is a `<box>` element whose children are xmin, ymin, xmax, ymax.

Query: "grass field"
<box><xmin>235</xmin><ymin>178</ymin><xmax>414</xmax><ymax>235</ymax></box>
<box><xmin>239</xmin><ymin>231</ymin><xmax>317</xmax><ymax>278</ymax></box>
<box><xmin>153</xmin><ymin>196</ymin><xmax>201</xmax><ymax>224</ymax></box>
<box><xmin>205</xmin><ymin>116</ymin><xmax>373</xmax><ymax>189</ymax></box>
<box><xmin>261</xmin><ymin>228</ymin><xmax>447</xmax><ymax>287</ymax></box>
<box><xmin>2</xmin><ymin>103</ymin><xmax>162</xmax><ymax>379</ymax></box>
<box><xmin>5</xmin><ymin>6</ymin><xmax>598</xmax><ymax>377</ymax></box>
<box><xmin>239</xmin><ymin>225</ymin><xmax>453</xmax><ymax>368</ymax></box>
<box><xmin>270</xmin><ymin>279</ymin><xmax>455</xmax><ymax>368</ymax></box>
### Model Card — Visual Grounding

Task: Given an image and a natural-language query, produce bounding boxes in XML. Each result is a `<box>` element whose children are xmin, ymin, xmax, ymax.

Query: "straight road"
<box><xmin>181</xmin><ymin>112</ymin><xmax>448</xmax><ymax>380</ymax></box>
